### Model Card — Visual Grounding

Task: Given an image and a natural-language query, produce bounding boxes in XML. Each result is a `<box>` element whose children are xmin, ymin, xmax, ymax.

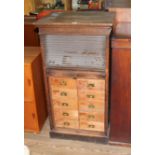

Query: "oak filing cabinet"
<box><xmin>24</xmin><ymin>47</ymin><xmax>47</xmax><ymax>133</ymax></box>
<box><xmin>36</xmin><ymin>12</ymin><xmax>115</xmax><ymax>142</ymax></box>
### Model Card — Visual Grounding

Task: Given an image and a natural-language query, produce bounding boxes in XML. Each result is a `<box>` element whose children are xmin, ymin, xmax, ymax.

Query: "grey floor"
<box><xmin>24</xmin><ymin>119</ymin><xmax>131</xmax><ymax>155</ymax></box>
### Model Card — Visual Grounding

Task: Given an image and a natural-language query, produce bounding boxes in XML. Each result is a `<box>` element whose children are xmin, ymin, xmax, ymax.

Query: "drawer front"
<box><xmin>53</xmin><ymin>109</ymin><xmax>79</xmax><ymax>121</ymax></box>
<box><xmin>79</xmin><ymin>100</ymin><xmax>104</xmax><ymax>111</ymax></box>
<box><xmin>51</xmin><ymin>88</ymin><xmax>78</xmax><ymax>100</ymax></box>
<box><xmin>24</xmin><ymin>65</ymin><xmax>34</xmax><ymax>102</ymax></box>
<box><xmin>77</xmin><ymin>79</ymin><xmax>105</xmax><ymax>91</ymax></box>
<box><xmin>49</xmin><ymin>77</ymin><xmax>77</xmax><ymax>89</ymax></box>
<box><xmin>24</xmin><ymin>101</ymin><xmax>38</xmax><ymax>131</ymax></box>
<box><xmin>52</xmin><ymin>99</ymin><xmax>78</xmax><ymax>110</ymax></box>
<box><xmin>55</xmin><ymin>119</ymin><xmax>79</xmax><ymax>129</ymax></box>
<box><xmin>78</xmin><ymin>90</ymin><xmax>105</xmax><ymax>101</ymax></box>
<box><xmin>80</xmin><ymin>121</ymin><xmax>104</xmax><ymax>132</ymax></box>
<box><xmin>79</xmin><ymin>111</ymin><xmax>104</xmax><ymax>122</ymax></box>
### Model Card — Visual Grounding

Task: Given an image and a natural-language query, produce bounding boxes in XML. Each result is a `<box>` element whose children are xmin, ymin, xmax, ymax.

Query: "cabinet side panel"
<box><xmin>32</xmin><ymin>54</ymin><xmax>48</xmax><ymax>130</ymax></box>
<box><xmin>110</xmin><ymin>44</ymin><xmax>131</xmax><ymax>143</ymax></box>
<box><xmin>24</xmin><ymin>63</ymin><xmax>38</xmax><ymax>132</ymax></box>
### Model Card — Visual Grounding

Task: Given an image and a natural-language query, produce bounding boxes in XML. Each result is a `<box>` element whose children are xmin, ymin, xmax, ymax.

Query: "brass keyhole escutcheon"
<box><xmin>60</xmin><ymin>80</ymin><xmax>67</xmax><ymax>86</ymax></box>
<box><xmin>62</xmin><ymin>103</ymin><xmax>69</xmax><ymax>106</ymax></box>
<box><xmin>60</xmin><ymin>92</ymin><xmax>67</xmax><ymax>96</ymax></box>
<box><xmin>64</xmin><ymin>122</ymin><xmax>70</xmax><ymax>126</ymax></box>
<box><xmin>88</xmin><ymin>115</ymin><xmax>95</xmax><ymax>119</ymax></box>
<box><xmin>63</xmin><ymin>112</ymin><xmax>69</xmax><ymax>116</ymax></box>
<box><xmin>88</xmin><ymin>124</ymin><xmax>95</xmax><ymax>128</ymax></box>
<box><xmin>87</xmin><ymin>83</ymin><xmax>95</xmax><ymax>88</ymax></box>
<box><xmin>87</xmin><ymin>94</ymin><xmax>95</xmax><ymax>98</ymax></box>
<box><xmin>88</xmin><ymin>104</ymin><xmax>95</xmax><ymax>109</ymax></box>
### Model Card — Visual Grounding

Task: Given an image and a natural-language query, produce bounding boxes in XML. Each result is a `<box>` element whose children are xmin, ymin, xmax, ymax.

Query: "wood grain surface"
<box><xmin>24</xmin><ymin>47</ymin><xmax>47</xmax><ymax>133</ymax></box>
<box><xmin>110</xmin><ymin>38</ymin><xmax>131</xmax><ymax>143</ymax></box>
<box><xmin>36</xmin><ymin>11</ymin><xmax>115</xmax><ymax>27</ymax></box>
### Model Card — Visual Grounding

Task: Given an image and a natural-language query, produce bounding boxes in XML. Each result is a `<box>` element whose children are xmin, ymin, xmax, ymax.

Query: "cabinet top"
<box><xmin>24</xmin><ymin>16</ymin><xmax>37</xmax><ymax>25</ymax></box>
<box><xmin>35</xmin><ymin>11</ymin><xmax>115</xmax><ymax>27</ymax></box>
<box><xmin>105</xmin><ymin>0</ymin><xmax>131</xmax><ymax>9</ymax></box>
<box><xmin>24</xmin><ymin>47</ymin><xmax>41</xmax><ymax>64</ymax></box>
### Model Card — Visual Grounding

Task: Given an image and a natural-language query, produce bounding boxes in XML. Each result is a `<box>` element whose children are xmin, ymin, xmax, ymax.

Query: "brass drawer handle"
<box><xmin>88</xmin><ymin>124</ymin><xmax>95</xmax><ymax>128</ymax></box>
<box><xmin>87</xmin><ymin>94</ymin><xmax>95</xmax><ymax>98</ymax></box>
<box><xmin>63</xmin><ymin>112</ymin><xmax>69</xmax><ymax>116</ymax></box>
<box><xmin>88</xmin><ymin>115</ymin><xmax>95</xmax><ymax>119</ymax></box>
<box><xmin>88</xmin><ymin>104</ymin><xmax>95</xmax><ymax>108</ymax></box>
<box><xmin>60</xmin><ymin>92</ymin><xmax>67</xmax><ymax>96</ymax></box>
<box><xmin>60</xmin><ymin>80</ymin><xmax>67</xmax><ymax>86</ymax></box>
<box><xmin>87</xmin><ymin>83</ymin><xmax>95</xmax><ymax>88</ymax></box>
<box><xmin>64</xmin><ymin>122</ymin><xmax>70</xmax><ymax>126</ymax></box>
<box><xmin>62</xmin><ymin>102</ymin><xmax>69</xmax><ymax>106</ymax></box>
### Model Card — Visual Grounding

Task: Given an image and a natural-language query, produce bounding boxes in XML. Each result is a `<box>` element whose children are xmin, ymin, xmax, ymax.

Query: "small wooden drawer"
<box><xmin>52</xmin><ymin>99</ymin><xmax>78</xmax><ymax>110</ymax></box>
<box><xmin>49</xmin><ymin>77</ymin><xmax>77</xmax><ymax>89</ymax></box>
<box><xmin>51</xmin><ymin>88</ymin><xmax>78</xmax><ymax>100</ymax></box>
<box><xmin>53</xmin><ymin>109</ymin><xmax>79</xmax><ymax>121</ymax></box>
<box><xmin>78</xmin><ymin>90</ymin><xmax>105</xmax><ymax>101</ymax></box>
<box><xmin>55</xmin><ymin>119</ymin><xmax>79</xmax><ymax>129</ymax></box>
<box><xmin>77</xmin><ymin>79</ymin><xmax>105</xmax><ymax>91</ymax></box>
<box><xmin>79</xmin><ymin>111</ymin><xmax>104</xmax><ymax>122</ymax></box>
<box><xmin>24</xmin><ymin>66</ymin><xmax>34</xmax><ymax>102</ymax></box>
<box><xmin>24</xmin><ymin>101</ymin><xmax>38</xmax><ymax>131</ymax></box>
<box><xmin>79</xmin><ymin>100</ymin><xmax>104</xmax><ymax>111</ymax></box>
<box><xmin>80</xmin><ymin>121</ymin><xmax>104</xmax><ymax>132</ymax></box>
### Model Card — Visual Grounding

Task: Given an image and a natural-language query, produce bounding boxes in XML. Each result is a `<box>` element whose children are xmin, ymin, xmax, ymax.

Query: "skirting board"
<box><xmin>49</xmin><ymin>131</ymin><xmax>109</xmax><ymax>144</ymax></box>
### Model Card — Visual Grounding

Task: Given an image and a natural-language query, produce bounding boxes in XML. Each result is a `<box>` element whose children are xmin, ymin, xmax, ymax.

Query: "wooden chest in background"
<box><xmin>24</xmin><ymin>16</ymin><xmax>40</xmax><ymax>47</ymax></box>
<box><xmin>36</xmin><ymin>11</ymin><xmax>115</xmax><ymax>142</ymax></box>
<box><xmin>110</xmin><ymin>38</ymin><xmax>131</xmax><ymax>143</ymax></box>
<box><xmin>24</xmin><ymin>47</ymin><xmax>47</xmax><ymax>133</ymax></box>
<box><xmin>104</xmin><ymin>0</ymin><xmax>131</xmax><ymax>37</ymax></box>
<box><xmin>105</xmin><ymin>0</ymin><xmax>131</xmax><ymax>144</ymax></box>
